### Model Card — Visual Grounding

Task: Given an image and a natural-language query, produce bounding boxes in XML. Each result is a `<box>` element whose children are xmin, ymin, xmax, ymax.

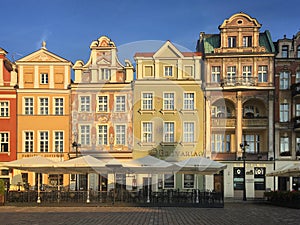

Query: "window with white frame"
<box><xmin>115</xmin><ymin>125</ymin><xmax>126</xmax><ymax>145</ymax></box>
<box><xmin>280</xmin><ymin>103</ymin><xmax>289</xmax><ymax>122</ymax></box>
<box><xmin>0</xmin><ymin>101</ymin><xmax>9</xmax><ymax>117</ymax></box>
<box><xmin>98</xmin><ymin>96</ymin><xmax>108</xmax><ymax>112</ymax></box>
<box><xmin>0</xmin><ymin>133</ymin><xmax>9</xmax><ymax>152</ymax></box>
<box><xmin>163</xmin><ymin>93</ymin><xmax>175</xmax><ymax>110</ymax></box>
<box><xmin>54</xmin><ymin>98</ymin><xmax>64</xmax><ymax>115</ymax></box>
<box><xmin>39</xmin><ymin>131</ymin><xmax>49</xmax><ymax>152</ymax></box>
<box><xmin>54</xmin><ymin>131</ymin><xmax>63</xmax><ymax>152</ymax></box>
<box><xmin>227</xmin><ymin>66</ymin><xmax>236</xmax><ymax>84</ymax></box>
<box><xmin>142</xmin><ymin>122</ymin><xmax>153</xmax><ymax>143</ymax></box>
<box><xmin>100</xmin><ymin>68</ymin><xmax>111</xmax><ymax>80</ymax></box>
<box><xmin>183</xmin><ymin>93</ymin><xmax>194</xmax><ymax>110</ymax></box>
<box><xmin>80</xmin><ymin>125</ymin><xmax>90</xmax><ymax>145</ymax></box>
<box><xmin>80</xmin><ymin>96</ymin><xmax>90</xmax><ymax>112</ymax></box>
<box><xmin>258</xmin><ymin>66</ymin><xmax>268</xmax><ymax>83</ymax></box>
<box><xmin>183</xmin><ymin>122</ymin><xmax>194</xmax><ymax>143</ymax></box>
<box><xmin>24</xmin><ymin>98</ymin><xmax>34</xmax><ymax>115</ymax></box>
<box><xmin>242</xmin><ymin>36</ymin><xmax>252</xmax><ymax>47</ymax></box>
<box><xmin>164</xmin><ymin>174</ymin><xmax>174</xmax><ymax>189</ymax></box>
<box><xmin>163</xmin><ymin>122</ymin><xmax>174</xmax><ymax>142</ymax></box>
<box><xmin>24</xmin><ymin>131</ymin><xmax>33</xmax><ymax>152</ymax></box>
<box><xmin>228</xmin><ymin>36</ymin><xmax>236</xmax><ymax>48</ymax></box>
<box><xmin>115</xmin><ymin>96</ymin><xmax>126</xmax><ymax>112</ymax></box>
<box><xmin>296</xmin><ymin>104</ymin><xmax>300</xmax><ymax>117</ymax></box>
<box><xmin>296</xmin><ymin>71</ymin><xmax>300</xmax><ymax>84</ymax></box>
<box><xmin>183</xmin><ymin>174</ymin><xmax>194</xmax><ymax>189</ymax></box>
<box><xmin>279</xmin><ymin>72</ymin><xmax>290</xmax><ymax>89</ymax></box>
<box><xmin>242</xmin><ymin>66</ymin><xmax>252</xmax><ymax>83</ymax></box>
<box><xmin>282</xmin><ymin>45</ymin><xmax>288</xmax><ymax>58</ymax></box>
<box><xmin>40</xmin><ymin>73</ymin><xmax>48</xmax><ymax>84</ymax></box>
<box><xmin>141</xmin><ymin>93</ymin><xmax>153</xmax><ymax>110</ymax></box>
<box><xmin>211</xmin><ymin>66</ymin><xmax>220</xmax><ymax>83</ymax></box>
<box><xmin>280</xmin><ymin>137</ymin><xmax>289</xmax><ymax>154</ymax></box>
<box><xmin>164</xmin><ymin>66</ymin><xmax>173</xmax><ymax>77</ymax></box>
<box><xmin>243</xmin><ymin>134</ymin><xmax>260</xmax><ymax>153</ymax></box>
<box><xmin>39</xmin><ymin>98</ymin><xmax>49</xmax><ymax>115</ymax></box>
<box><xmin>98</xmin><ymin>125</ymin><xmax>108</xmax><ymax>145</ymax></box>
<box><xmin>211</xmin><ymin>134</ymin><xmax>231</xmax><ymax>153</ymax></box>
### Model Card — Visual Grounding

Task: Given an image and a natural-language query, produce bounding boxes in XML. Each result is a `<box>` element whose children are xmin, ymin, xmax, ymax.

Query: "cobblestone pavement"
<box><xmin>0</xmin><ymin>202</ymin><xmax>299</xmax><ymax>225</ymax></box>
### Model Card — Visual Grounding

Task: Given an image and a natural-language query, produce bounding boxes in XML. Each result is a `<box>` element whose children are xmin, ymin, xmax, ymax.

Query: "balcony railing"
<box><xmin>242</xmin><ymin>117</ymin><xmax>268</xmax><ymax>127</ymax></box>
<box><xmin>211</xmin><ymin>118</ymin><xmax>236</xmax><ymax>127</ymax></box>
<box><xmin>221</xmin><ymin>77</ymin><xmax>257</xmax><ymax>87</ymax></box>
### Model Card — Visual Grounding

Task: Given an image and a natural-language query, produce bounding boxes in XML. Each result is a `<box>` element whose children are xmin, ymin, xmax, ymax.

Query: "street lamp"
<box><xmin>240</xmin><ymin>141</ymin><xmax>249</xmax><ymax>201</ymax></box>
<box><xmin>72</xmin><ymin>141</ymin><xmax>81</xmax><ymax>191</ymax></box>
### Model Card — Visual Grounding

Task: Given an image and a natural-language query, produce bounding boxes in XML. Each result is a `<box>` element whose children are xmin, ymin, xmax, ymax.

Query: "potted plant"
<box><xmin>0</xmin><ymin>179</ymin><xmax>5</xmax><ymax>205</ymax></box>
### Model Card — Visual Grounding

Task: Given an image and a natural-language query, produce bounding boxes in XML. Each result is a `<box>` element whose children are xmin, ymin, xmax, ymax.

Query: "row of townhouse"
<box><xmin>0</xmin><ymin>12</ymin><xmax>299</xmax><ymax>199</ymax></box>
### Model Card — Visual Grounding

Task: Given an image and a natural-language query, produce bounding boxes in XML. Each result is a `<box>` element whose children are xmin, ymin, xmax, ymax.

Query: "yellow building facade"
<box><xmin>14</xmin><ymin>42</ymin><xmax>72</xmax><ymax>190</ymax></box>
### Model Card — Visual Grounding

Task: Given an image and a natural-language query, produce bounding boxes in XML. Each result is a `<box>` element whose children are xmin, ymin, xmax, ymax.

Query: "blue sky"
<box><xmin>1</xmin><ymin>0</ymin><xmax>300</xmax><ymax>64</ymax></box>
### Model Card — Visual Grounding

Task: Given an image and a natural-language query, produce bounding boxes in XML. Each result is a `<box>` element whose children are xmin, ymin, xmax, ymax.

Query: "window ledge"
<box><xmin>179</xmin><ymin>109</ymin><xmax>198</xmax><ymax>114</ymax></box>
<box><xmin>138</xmin><ymin>142</ymin><xmax>156</xmax><ymax>147</ymax></box>
<box><xmin>138</xmin><ymin>109</ymin><xmax>156</xmax><ymax>115</ymax></box>
<box><xmin>179</xmin><ymin>142</ymin><xmax>196</xmax><ymax>147</ymax></box>
<box><xmin>160</xmin><ymin>109</ymin><xmax>177</xmax><ymax>114</ymax></box>
<box><xmin>160</xmin><ymin>142</ymin><xmax>178</xmax><ymax>146</ymax></box>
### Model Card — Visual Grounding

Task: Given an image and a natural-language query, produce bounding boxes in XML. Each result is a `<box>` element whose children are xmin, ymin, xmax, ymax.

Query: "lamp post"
<box><xmin>72</xmin><ymin>141</ymin><xmax>81</xmax><ymax>191</ymax></box>
<box><xmin>240</xmin><ymin>141</ymin><xmax>248</xmax><ymax>201</ymax></box>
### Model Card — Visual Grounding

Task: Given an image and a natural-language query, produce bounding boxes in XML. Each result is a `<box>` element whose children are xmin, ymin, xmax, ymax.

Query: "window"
<box><xmin>242</xmin><ymin>66</ymin><xmax>252</xmax><ymax>83</ymax></box>
<box><xmin>228</xmin><ymin>36</ymin><xmax>236</xmax><ymax>48</ymax></box>
<box><xmin>164</xmin><ymin>174</ymin><xmax>174</xmax><ymax>189</ymax></box>
<box><xmin>142</xmin><ymin>122</ymin><xmax>153</xmax><ymax>143</ymax></box>
<box><xmin>39</xmin><ymin>98</ymin><xmax>49</xmax><ymax>115</ymax></box>
<box><xmin>296</xmin><ymin>104</ymin><xmax>300</xmax><ymax>117</ymax></box>
<box><xmin>211</xmin><ymin>134</ymin><xmax>231</xmax><ymax>153</ymax></box>
<box><xmin>54</xmin><ymin>98</ymin><xmax>64</xmax><ymax>115</ymax></box>
<box><xmin>144</xmin><ymin>66</ymin><xmax>153</xmax><ymax>77</ymax></box>
<box><xmin>80</xmin><ymin>96</ymin><xmax>90</xmax><ymax>112</ymax></box>
<box><xmin>164</xmin><ymin>66</ymin><xmax>173</xmax><ymax>77</ymax></box>
<box><xmin>279</xmin><ymin>72</ymin><xmax>290</xmax><ymax>89</ymax></box>
<box><xmin>54</xmin><ymin>131</ymin><xmax>63</xmax><ymax>152</ymax></box>
<box><xmin>296</xmin><ymin>137</ymin><xmax>300</xmax><ymax>155</ymax></box>
<box><xmin>297</xmin><ymin>46</ymin><xmax>300</xmax><ymax>58</ymax></box>
<box><xmin>183</xmin><ymin>174</ymin><xmax>194</xmax><ymax>189</ymax></box>
<box><xmin>39</xmin><ymin>131</ymin><xmax>49</xmax><ymax>152</ymax></box>
<box><xmin>280</xmin><ymin>137</ymin><xmax>289</xmax><ymax>154</ymax></box>
<box><xmin>183</xmin><ymin>122</ymin><xmax>194</xmax><ymax>143</ymax></box>
<box><xmin>211</xmin><ymin>66</ymin><xmax>220</xmax><ymax>83</ymax></box>
<box><xmin>244</xmin><ymin>105</ymin><xmax>259</xmax><ymax>118</ymax></box>
<box><xmin>258</xmin><ymin>66</ymin><xmax>268</xmax><ymax>83</ymax></box>
<box><xmin>243</xmin><ymin>134</ymin><xmax>260</xmax><ymax>153</ymax></box>
<box><xmin>115</xmin><ymin>96</ymin><xmax>126</xmax><ymax>112</ymax></box>
<box><xmin>0</xmin><ymin>101</ymin><xmax>9</xmax><ymax>117</ymax></box>
<box><xmin>163</xmin><ymin>93</ymin><xmax>175</xmax><ymax>110</ymax></box>
<box><xmin>40</xmin><ymin>73</ymin><xmax>48</xmax><ymax>84</ymax></box>
<box><xmin>98</xmin><ymin>125</ymin><xmax>108</xmax><ymax>145</ymax></box>
<box><xmin>243</xmin><ymin>36</ymin><xmax>252</xmax><ymax>47</ymax></box>
<box><xmin>80</xmin><ymin>125</ymin><xmax>90</xmax><ymax>145</ymax></box>
<box><xmin>100</xmin><ymin>69</ymin><xmax>111</xmax><ymax>80</ymax></box>
<box><xmin>0</xmin><ymin>133</ymin><xmax>9</xmax><ymax>152</ymax></box>
<box><xmin>183</xmin><ymin>93</ymin><xmax>194</xmax><ymax>110</ymax></box>
<box><xmin>24</xmin><ymin>131</ymin><xmax>33</xmax><ymax>152</ymax></box>
<box><xmin>163</xmin><ymin>122</ymin><xmax>174</xmax><ymax>142</ymax></box>
<box><xmin>233</xmin><ymin>168</ymin><xmax>244</xmax><ymax>190</ymax></box>
<box><xmin>141</xmin><ymin>93</ymin><xmax>153</xmax><ymax>110</ymax></box>
<box><xmin>280</xmin><ymin>103</ymin><xmax>289</xmax><ymax>122</ymax></box>
<box><xmin>24</xmin><ymin>98</ymin><xmax>34</xmax><ymax>115</ymax></box>
<box><xmin>282</xmin><ymin>45</ymin><xmax>288</xmax><ymax>58</ymax></box>
<box><xmin>115</xmin><ymin>125</ymin><xmax>126</xmax><ymax>145</ymax></box>
<box><xmin>296</xmin><ymin>71</ymin><xmax>300</xmax><ymax>84</ymax></box>
<box><xmin>98</xmin><ymin>96</ymin><xmax>108</xmax><ymax>112</ymax></box>
<box><xmin>227</xmin><ymin>66</ymin><xmax>236</xmax><ymax>84</ymax></box>
<box><xmin>211</xmin><ymin>105</ymin><xmax>232</xmax><ymax>118</ymax></box>
<box><xmin>254</xmin><ymin>167</ymin><xmax>265</xmax><ymax>190</ymax></box>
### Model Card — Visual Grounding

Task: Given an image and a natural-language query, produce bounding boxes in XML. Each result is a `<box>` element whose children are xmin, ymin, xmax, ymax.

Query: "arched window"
<box><xmin>244</xmin><ymin>105</ymin><xmax>260</xmax><ymax>118</ymax></box>
<box><xmin>212</xmin><ymin>105</ymin><xmax>232</xmax><ymax>118</ymax></box>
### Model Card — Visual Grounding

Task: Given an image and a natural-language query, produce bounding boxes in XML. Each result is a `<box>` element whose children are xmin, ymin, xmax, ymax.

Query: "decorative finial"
<box><xmin>42</xmin><ymin>41</ymin><xmax>47</xmax><ymax>49</ymax></box>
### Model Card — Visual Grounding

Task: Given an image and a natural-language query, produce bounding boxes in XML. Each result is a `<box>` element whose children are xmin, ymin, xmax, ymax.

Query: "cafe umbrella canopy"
<box><xmin>266</xmin><ymin>163</ymin><xmax>300</xmax><ymax>177</ymax></box>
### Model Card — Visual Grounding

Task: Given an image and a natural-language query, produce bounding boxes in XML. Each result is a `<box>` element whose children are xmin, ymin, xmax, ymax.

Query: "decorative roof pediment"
<box><xmin>219</xmin><ymin>12</ymin><xmax>261</xmax><ymax>29</ymax></box>
<box><xmin>96</xmin><ymin>58</ymin><xmax>110</xmax><ymax>65</ymax></box>
<box><xmin>17</xmin><ymin>48</ymin><xmax>69</xmax><ymax>63</ymax></box>
<box><xmin>90</xmin><ymin>35</ymin><xmax>116</xmax><ymax>49</ymax></box>
<box><xmin>153</xmin><ymin>41</ymin><xmax>184</xmax><ymax>58</ymax></box>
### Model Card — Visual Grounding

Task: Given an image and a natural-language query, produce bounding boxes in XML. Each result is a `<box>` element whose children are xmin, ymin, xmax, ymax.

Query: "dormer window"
<box><xmin>101</xmin><ymin>68</ymin><xmax>111</xmax><ymax>80</ymax></box>
<box><xmin>228</xmin><ymin>36</ymin><xmax>236</xmax><ymax>48</ymax></box>
<box><xmin>164</xmin><ymin>66</ymin><xmax>173</xmax><ymax>77</ymax></box>
<box><xmin>282</xmin><ymin>45</ymin><xmax>289</xmax><ymax>58</ymax></box>
<box><xmin>243</xmin><ymin>36</ymin><xmax>252</xmax><ymax>47</ymax></box>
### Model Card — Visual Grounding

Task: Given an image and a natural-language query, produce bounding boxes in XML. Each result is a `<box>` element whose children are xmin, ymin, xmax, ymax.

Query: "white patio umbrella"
<box><xmin>272</xmin><ymin>163</ymin><xmax>300</xmax><ymax>177</ymax></box>
<box><xmin>266</xmin><ymin>164</ymin><xmax>295</xmax><ymax>177</ymax></box>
